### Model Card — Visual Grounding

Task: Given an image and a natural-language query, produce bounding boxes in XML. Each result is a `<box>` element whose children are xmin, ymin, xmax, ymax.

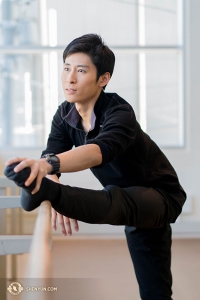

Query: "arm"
<box><xmin>5</xmin><ymin>143</ymin><xmax>102</xmax><ymax>193</ymax></box>
<box><xmin>58</xmin><ymin>144</ymin><xmax>102</xmax><ymax>173</ymax></box>
<box><xmin>5</xmin><ymin>105</ymin><xmax>102</xmax><ymax>235</ymax></box>
<box><xmin>5</xmin><ymin>144</ymin><xmax>100</xmax><ymax>235</ymax></box>
<box><xmin>6</xmin><ymin>104</ymin><xmax>135</xmax><ymax>190</ymax></box>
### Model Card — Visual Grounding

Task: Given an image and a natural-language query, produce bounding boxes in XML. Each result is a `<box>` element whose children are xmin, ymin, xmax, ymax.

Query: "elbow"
<box><xmin>91</xmin><ymin>144</ymin><xmax>103</xmax><ymax>167</ymax></box>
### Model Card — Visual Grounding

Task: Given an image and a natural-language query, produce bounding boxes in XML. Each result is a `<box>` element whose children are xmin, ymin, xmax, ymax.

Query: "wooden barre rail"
<box><xmin>21</xmin><ymin>201</ymin><xmax>52</xmax><ymax>300</ymax></box>
<box><xmin>26</xmin><ymin>200</ymin><xmax>52</xmax><ymax>278</ymax></box>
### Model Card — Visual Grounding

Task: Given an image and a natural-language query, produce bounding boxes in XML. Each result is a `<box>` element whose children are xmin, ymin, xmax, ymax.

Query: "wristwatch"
<box><xmin>42</xmin><ymin>153</ymin><xmax>60</xmax><ymax>175</ymax></box>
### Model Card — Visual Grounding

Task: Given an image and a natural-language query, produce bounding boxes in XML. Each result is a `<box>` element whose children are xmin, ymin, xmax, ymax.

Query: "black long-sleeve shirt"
<box><xmin>42</xmin><ymin>91</ymin><xmax>186</xmax><ymax>211</ymax></box>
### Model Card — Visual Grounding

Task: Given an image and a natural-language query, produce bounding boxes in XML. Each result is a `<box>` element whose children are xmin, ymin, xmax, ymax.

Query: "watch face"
<box><xmin>48</xmin><ymin>156</ymin><xmax>59</xmax><ymax>162</ymax></box>
<box><xmin>45</xmin><ymin>155</ymin><xmax>60</xmax><ymax>174</ymax></box>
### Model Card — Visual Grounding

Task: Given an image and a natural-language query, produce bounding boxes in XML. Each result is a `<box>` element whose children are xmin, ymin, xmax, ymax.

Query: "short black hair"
<box><xmin>63</xmin><ymin>34</ymin><xmax>115</xmax><ymax>89</ymax></box>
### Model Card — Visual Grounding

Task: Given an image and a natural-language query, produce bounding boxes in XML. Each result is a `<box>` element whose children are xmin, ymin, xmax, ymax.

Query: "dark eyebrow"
<box><xmin>64</xmin><ymin>63</ymin><xmax>89</xmax><ymax>68</ymax></box>
<box><xmin>77</xmin><ymin>65</ymin><xmax>89</xmax><ymax>68</ymax></box>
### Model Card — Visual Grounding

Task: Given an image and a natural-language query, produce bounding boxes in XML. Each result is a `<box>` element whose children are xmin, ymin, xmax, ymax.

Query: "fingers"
<box><xmin>30</xmin><ymin>162</ymin><xmax>46</xmax><ymax>194</ymax></box>
<box><xmin>52</xmin><ymin>210</ymin><xmax>68</xmax><ymax>235</ymax></box>
<box><xmin>51</xmin><ymin>208</ymin><xmax>79</xmax><ymax>236</ymax></box>
<box><xmin>61</xmin><ymin>217</ymin><xmax>79</xmax><ymax>235</ymax></box>
<box><xmin>62</xmin><ymin>217</ymin><xmax>72</xmax><ymax>236</ymax></box>
<box><xmin>51</xmin><ymin>208</ymin><xmax>57</xmax><ymax>231</ymax></box>
<box><xmin>5</xmin><ymin>157</ymin><xmax>27</xmax><ymax>167</ymax></box>
<box><xmin>71</xmin><ymin>219</ymin><xmax>79</xmax><ymax>232</ymax></box>
<box><xmin>5</xmin><ymin>157</ymin><xmax>47</xmax><ymax>194</ymax></box>
<box><xmin>17</xmin><ymin>159</ymin><xmax>45</xmax><ymax>193</ymax></box>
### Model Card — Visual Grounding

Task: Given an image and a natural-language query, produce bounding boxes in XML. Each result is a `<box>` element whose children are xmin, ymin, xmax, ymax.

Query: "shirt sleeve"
<box><xmin>86</xmin><ymin>104</ymin><xmax>137</xmax><ymax>166</ymax></box>
<box><xmin>41</xmin><ymin>106</ymin><xmax>73</xmax><ymax>157</ymax></box>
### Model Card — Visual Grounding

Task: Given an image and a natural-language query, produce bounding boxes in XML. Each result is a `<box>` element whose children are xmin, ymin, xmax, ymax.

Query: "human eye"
<box><xmin>64</xmin><ymin>67</ymin><xmax>69</xmax><ymax>71</ymax></box>
<box><xmin>78</xmin><ymin>69</ymin><xmax>86</xmax><ymax>73</ymax></box>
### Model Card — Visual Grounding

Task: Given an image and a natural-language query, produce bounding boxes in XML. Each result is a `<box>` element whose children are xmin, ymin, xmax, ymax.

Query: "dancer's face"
<box><xmin>61</xmin><ymin>52</ymin><xmax>110</xmax><ymax>106</ymax></box>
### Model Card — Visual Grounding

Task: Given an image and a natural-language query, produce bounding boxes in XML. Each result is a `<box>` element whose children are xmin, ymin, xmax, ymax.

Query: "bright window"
<box><xmin>0</xmin><ymin>0</ymin><xmax>184</xmax><ymax>148</ymax></box>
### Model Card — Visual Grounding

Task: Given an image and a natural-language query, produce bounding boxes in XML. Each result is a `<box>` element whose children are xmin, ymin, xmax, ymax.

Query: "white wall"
<box><xmin>164</xmin><ymin>0</ymin><xmax>200</xmax><ymax>236</ymax></box>
<box><xmin>1</xmin><ymin>0</ymin><xmax>200</xmax><ymax>236</ymax></box>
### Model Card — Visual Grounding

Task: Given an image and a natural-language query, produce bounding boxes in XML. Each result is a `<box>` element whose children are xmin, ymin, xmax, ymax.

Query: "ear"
<box><xmin>98</xmin><ymin>72</ymin><xmax>111</xmax><ymax>88</ymax></box>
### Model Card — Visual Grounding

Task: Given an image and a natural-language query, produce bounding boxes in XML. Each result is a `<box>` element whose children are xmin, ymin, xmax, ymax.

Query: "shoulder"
<box><xmin>103</xmin><ymin>92</ymin><xmax>135</xmax><ymax>119</ymax></box>
<box><xmin>104</xmin><ymin>92</ymin><xmax>132</xmax><ymax>107</ymax></box>
<box><xmin>96</xmin><ymin>93</ymin><xmax>137</xmax><ymax>132</ymax></box>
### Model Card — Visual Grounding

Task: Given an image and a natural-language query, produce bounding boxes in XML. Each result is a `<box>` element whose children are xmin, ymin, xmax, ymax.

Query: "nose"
<box><xmin>66</xmin><ymin>70</ymin><xmax>76</xmax><ymax>84</ymax></box>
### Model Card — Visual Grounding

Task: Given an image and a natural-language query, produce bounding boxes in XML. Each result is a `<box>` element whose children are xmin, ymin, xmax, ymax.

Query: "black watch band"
<box><xmin>42</xmin><ymin>153</ymin><xmax>60</xmax><ymax>175</ymax></box>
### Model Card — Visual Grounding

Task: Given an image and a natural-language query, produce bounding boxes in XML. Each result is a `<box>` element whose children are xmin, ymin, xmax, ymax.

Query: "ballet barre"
<box><xmin>23</xmin><ymin>200</ymin><xmax>52</xmax><ymax>300</ymax></box>
<box><xmin>26</xmin><ymin>200</ymin><xmax>52</xmax><ymax>278</ymax></box>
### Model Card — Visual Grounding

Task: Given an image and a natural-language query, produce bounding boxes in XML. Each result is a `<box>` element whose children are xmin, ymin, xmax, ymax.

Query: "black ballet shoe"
<box><xmin>4</xmin><ymin>163</ymin><xmax>61</xmax><ymax>211</ymax></box>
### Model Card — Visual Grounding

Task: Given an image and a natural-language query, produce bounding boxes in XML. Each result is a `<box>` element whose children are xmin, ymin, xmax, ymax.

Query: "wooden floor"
<box><xmin>12</xmin><ymin>237</ymin><xmax>200</xmax><ymax>299</ymax></box>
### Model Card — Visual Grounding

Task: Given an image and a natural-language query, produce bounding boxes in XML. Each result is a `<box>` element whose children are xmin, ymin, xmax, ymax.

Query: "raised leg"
<box><xmin>4</xmin><ymin>163</ymin><xmax>169</xmax><ymax>227</ymax></box>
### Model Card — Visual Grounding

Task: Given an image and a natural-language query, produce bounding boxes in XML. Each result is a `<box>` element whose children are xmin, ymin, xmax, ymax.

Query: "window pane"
<box><xmin>145</xmin><ymin>52</ymin><xmax>183</xmax><ymax>147</ymax></box>
<box><xmin>0</xmin><ymin>0</ymin><xmax>184</xmax><ymax>148</ymax></box>
<box><xmin>47</xmin><ymin>0</ymin><xmax>138</xmax><ymax>46</ymax></box>
<box><xmin>0</xmin><ymin>0</ymin><xmax>40</xmax><ymax>46</ymax></box>
<box><xmin>112</xmin><ymin>0</ymin><xmax>181</xmax><ymax>45</ymax></box>
<box><xmin>0</xmin><ymin>53</ymin><xmax>54</xmax><ymax>147</ymax></box>
<box><xmin>106</xmin><ymin>50</ymin><xmax>138</xmax><ymax>110</ymax></box>
<box><xmin>145</xmin><ymin>0</ymin><xmax>181</xmax><ymax>45</ymax></box>
<box><xmin>2</xmin><ymin>0</ymin><xmax>180</xmax><ymax>47</ymax></box>
<box><xmin>105</xmin><ymin>50</ymin><xmax>184</xmax><ymax>148</ymax></box>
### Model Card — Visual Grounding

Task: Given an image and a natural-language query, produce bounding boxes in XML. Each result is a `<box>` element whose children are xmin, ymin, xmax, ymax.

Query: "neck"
<box><xmin>75</xmin><ymin>94</ymin><xmax>100</xmax><ymax>133</ymax></box>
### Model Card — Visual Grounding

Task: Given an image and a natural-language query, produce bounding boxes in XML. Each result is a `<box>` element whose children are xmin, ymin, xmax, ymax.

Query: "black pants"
<box><xmin>125</xmin><ymin>225</ymin><xmax>172</xmax><ymax>300</ymax></box>
<box><xmin>52</xmin><ymin>184</ymin><xmax>185</xmax><ymax>300</ymax></box>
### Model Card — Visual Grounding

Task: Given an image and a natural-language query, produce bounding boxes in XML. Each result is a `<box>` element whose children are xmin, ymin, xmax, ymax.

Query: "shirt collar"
<box><xmin>64</xmin><ymin>105</ymin><xmax>81</xmax><ymax>128</ymax></box>
<box><xmin>64</xmin><ymin>90</ymin><xmax>106</xmax><ymax>130</ymax></box>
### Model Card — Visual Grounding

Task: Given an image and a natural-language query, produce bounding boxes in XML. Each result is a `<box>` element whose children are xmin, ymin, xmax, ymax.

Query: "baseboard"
<box><xmin>171</xmin><ymin>221</ymin><xmax>200</xmax><ymax>238</ymax></box>
<box><xmin>52</xmin><ymin>221</ymin><xmax>200</xmax><ymax>239</ymax></box>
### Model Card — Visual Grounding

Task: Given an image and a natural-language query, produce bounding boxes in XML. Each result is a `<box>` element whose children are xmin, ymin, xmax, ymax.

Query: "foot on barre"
<box><xmin>4</xmin><ymin>163</ymin><xmax>61</xmax><ymax>211</ymax></box>
<box><xmin>4</xmin><ymin>163</ymin><xmax>113</xmax><ymax>225</ymax></box>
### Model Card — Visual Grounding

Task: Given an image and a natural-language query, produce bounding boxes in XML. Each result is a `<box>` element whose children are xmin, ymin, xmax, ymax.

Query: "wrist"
<box><xmin>46</xmin><ymin>174</ymin><xmax>60</xmax><ymax>183</ymax></box>
<box><xmin>41</xmin><ymin>158</ymin><xmax>54</xmax><ymax>174</ymax></box>
<box><xmin>41</xmin><ymin>154</ymin><xmax>60</xmax><ymax>175</ymax></box>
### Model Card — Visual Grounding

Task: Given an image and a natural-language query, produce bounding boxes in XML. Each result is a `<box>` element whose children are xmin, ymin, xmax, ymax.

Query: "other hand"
<box><xmin>47</xmin><ymin>174</ymin><xmax>79</xmax><ymax>236</ymax></box>
<box><xmin>52</xmin><ymin>208</ymin><xmax>79</xmax><ymax>236</ymax></box>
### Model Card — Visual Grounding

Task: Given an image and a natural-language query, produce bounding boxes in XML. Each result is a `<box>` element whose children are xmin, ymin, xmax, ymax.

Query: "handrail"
<box><xmin>0</xmin><ymin>176</ymin><xmax>18</xmax><ymax>188</ymax></box>
<box><xmin>0</xmin><ymin>196</ymin><xmax>21</xmax><ymax>209</ymax></box>
<box><xmin>25</xmin><ymin>200</ymin><xmax>52</xmax><ymax>278</ymax></box>
<box><xmin>22</xmin><ymin>201</ymin><xmax>52</xmax><ymax>300</ymax></box>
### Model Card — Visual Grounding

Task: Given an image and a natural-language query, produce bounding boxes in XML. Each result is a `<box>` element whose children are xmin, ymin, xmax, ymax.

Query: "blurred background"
<box><xmin>1</xmin><ymin>1</ymin><xmax>200</xmax><ymax>299</ymax></box>
<box><xmin>0</xmin><ymin>0</ymin><xmax>199</xmax><ymax>236</ymax></box>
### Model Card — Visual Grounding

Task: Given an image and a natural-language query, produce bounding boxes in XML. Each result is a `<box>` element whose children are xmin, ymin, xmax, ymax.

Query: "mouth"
<box><xmin>65</xmin><ymin>88</ymin><xmax>77</xmax><ymax>95</ymax></box>
<box><xmin>66</xmin><ymin>88</ymin><xmax>77</xmax><ymax>92</ymax></box>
